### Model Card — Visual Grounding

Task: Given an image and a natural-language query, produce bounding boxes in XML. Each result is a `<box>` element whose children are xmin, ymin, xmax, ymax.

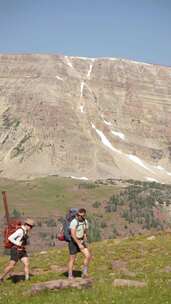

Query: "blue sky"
<box><xmin>0</xmin><ymin>0</ymin><xmax>171</xmax><ymax>65</ymax></box>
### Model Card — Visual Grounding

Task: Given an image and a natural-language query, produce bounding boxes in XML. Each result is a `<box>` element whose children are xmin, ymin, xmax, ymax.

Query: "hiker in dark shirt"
<box><xmin>0</xmin><ymin>218</ymin><xmax>34</xmax><ymax>283</ymax></box>
<box><xmin>68</xmin><ymin>208</ymin><xmax>91</xmax><ymax>279</ymax></box>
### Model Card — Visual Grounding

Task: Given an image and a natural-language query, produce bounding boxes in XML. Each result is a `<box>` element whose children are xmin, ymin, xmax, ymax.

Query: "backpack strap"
<box><xmin>15</xmin><ymin>227</ymin><xmax>28</xmax><ymax>246</ymax></box>
<box><xmin>75</xmin><ymin>218</ymin><xmax>86</xmax><ymax>230</ymax></box>
<box><xmin>13</xmin><ymin>227</ymin><xmax>25</xmax><ymax>240</ymax></box>
<box><xmin>76</xmin><ymin>218</ymin><xmax>79</xmax><ymax>229</ymax></box>
<box><xmin>20</xmin><ymin>227</ymin><xmax>26</xmax><ymax>236</ymax></box>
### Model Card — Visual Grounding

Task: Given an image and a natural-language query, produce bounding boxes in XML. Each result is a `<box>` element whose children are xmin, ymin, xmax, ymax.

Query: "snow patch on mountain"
<box><xmin>91</xmin><ymin>123</ymin><xmax>122</xmax><ymax>154</ymax></box>
<box><xmin>71</xmin><ymin>56</ymin><xmax>96</xmax><ymax>61</ymax></box>
<box><xmin>65</xmin><ymin>56</ymin><xmax>73</xmax><ymax>68</ymax></box>
<box><xmin>70</xmin><ymin>176</ymin><xmax>88</xmax><ymax>180</ymax></box>
<box><xmin>55</xmin><ymin>75</ymin><xmax>64</xmax><ymax>81</ymax></box>
<box><xmin>87</xmin><ymin>61</ymin><xmax>94</xmax><ymax>79</ymax></box>
<box><xmin>127</xmin><ymin>155</ymin><xmax>154</xmax><ymax>174</ymax></box>
<box><xmin>103</xmin><ymin>120</ymin><xmax>112</xmax><ymax>126</ymax></box>
<box><xmin>80</xmin><ymin>105</ymin><xmax>84</xmax><ymax>113</ymax></box>
<box><xmin>111</xmin><ymin>130</ymin><xmax>125</xmax><ymax>140</ymax></box>
<box><xmin>146</xmin><ymin>177</ymin><xmax>159</xmax><ymax>182</ymax></box>
<box><xmin>156</xmin><ymin>165</ymin><xmax>165</xmax><ymax>171</ymax></box>
<box><xmin>155</xmin><ymin>165</ymin><xmax>171</xmax><ymax>176</ymax></box>
<box><xmin>80</xmin><ymin>81</ymin><xmax>85</xmax><ymax>97</ymax></box>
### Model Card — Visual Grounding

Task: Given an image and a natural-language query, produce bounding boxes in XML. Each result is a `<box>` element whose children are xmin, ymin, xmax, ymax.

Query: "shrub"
<box><xmin>87</xmin><ymin>216</ymin><xmax>101</xmax><ymax>243</ymax></box>
<box><xmin>92</xmin><ymin>201</ymin><xmax>101</xmax><ymax>208</ymax></box>
<box><xmin>39</xmin><ymin>232</ymin><xmax>49</xmax><ymax>240</ymax></box>
<box><xmin>101</xmin><ymin>221</ymin><xmax>107</xmax><ymax>228</ymax></box>
<box><xmin>46</xmin><ymin>218</ymin><xmax>57</xmax><ymax>227</ymax></box>
<box><xmin>37</xmin><ymin>221</ymin><xmax>42</xmax><ymax>227</ymax></box>
<box><xmin>11</xmin><ymin>208</ymin><xmax>21</xmax><ymax>219</ymax></box>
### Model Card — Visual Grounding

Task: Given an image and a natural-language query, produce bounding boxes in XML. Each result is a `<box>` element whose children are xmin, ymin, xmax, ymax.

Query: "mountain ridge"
<box><xmin>0</xmin><ymin>54</ymin><xmax>171</xmax><ymax>182</ymax></box>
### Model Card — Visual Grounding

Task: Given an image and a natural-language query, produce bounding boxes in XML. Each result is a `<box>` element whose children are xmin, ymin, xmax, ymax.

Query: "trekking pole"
<box><xmin>2</xmin><ymin>191</ymin><xmax>10</xmax><ymax>225</ymax></box>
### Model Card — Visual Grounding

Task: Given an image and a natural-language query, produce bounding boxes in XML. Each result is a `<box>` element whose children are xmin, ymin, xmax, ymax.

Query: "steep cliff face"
<box><xmin>0</xmin><ymin>54</ymin><xmax>171</xmax><ymax>182</ymax></box>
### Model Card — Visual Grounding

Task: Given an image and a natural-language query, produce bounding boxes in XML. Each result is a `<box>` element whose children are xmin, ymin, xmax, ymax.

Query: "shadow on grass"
<box><xmin>61</xmin><ymin>270</ymin><xmax>82</xmax><ymax>278</ymax></box>
<box><xmin>8</xmin><ymin>274</ymin><xmax>34</xmax><ymax>284</ymax></box>
<box><xmin>8</xmin><ymin>270</ymin><xmax>82</xmax><ymax>283</ymax></box>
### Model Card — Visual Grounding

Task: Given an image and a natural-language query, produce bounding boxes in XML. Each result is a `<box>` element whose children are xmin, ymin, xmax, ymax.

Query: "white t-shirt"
<box><xmin>69</xmin><ymin>218</ymin><xmax>88</xmax><ymax>239</ymax></box>
<box><xmin>8</xmin><ymin>225</ymin><xmax>27</xmax><ymax>246</ymax></box>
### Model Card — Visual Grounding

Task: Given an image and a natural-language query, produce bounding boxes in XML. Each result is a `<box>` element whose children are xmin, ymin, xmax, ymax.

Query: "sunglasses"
<box><xmin>77</xmin><ymin>214</ymin><xmax>86</xmax><ymax>219</ymax></box>
<box><xmin>27</xmin><ymin>224</ymin><xmax>33</xmax><ymax>228</ymax></box>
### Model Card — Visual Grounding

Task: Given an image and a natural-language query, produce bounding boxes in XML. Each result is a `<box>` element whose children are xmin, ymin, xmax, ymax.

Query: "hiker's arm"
<box><xmin>83</xmin><ymin>221</ymin><xmax>89</xmax><ymax>241</ymax></box>
<box><xmin>8</xmin><ymin>229</ymin><xmax>23</xmax><ymax>246</ymax></box>
<box><xmin>84</xmin><ymin>228</ymin><xmax>88</xmax><ymax>241</ymax></box>
<box><xmin>70</xmin><ymin>228</ymin><xmax>84</xmax><ymax>249</ymax></box>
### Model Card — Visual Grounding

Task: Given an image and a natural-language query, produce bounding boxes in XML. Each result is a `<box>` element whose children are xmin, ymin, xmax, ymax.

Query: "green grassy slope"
<box><xmin>0</xmin><ymin>177</ymin><xmax>119</xmax><ymax>216</ymax></box>
<box><xmin>1</xmin><ymin>177</ymin><xmax>171</xmax><ymax>253</ymax></box>
<box><xmin>1</xmin><ymin>233</ymin><xmax>171</xmax><ymax>304</ymax></box>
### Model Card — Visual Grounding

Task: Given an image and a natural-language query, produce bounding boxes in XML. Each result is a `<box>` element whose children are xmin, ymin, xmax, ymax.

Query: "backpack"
<box><xmin>57</xmin><ymin>208</ymin><xmax>79</xmax><ymax>242</ymax></box>
<box><xmin>4</xmin><ymin>220</ymin><xmax>25</xmax><ymax>249</ymax></box>
<box><xmin>2</xmin><ymin>191</ymin><xmax>28</xmax><ymax>249</ymax></box>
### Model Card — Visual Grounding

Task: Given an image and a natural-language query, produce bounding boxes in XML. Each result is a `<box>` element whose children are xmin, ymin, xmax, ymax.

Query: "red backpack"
<box><xmin>4</xmin><ymin>220</ymin><xmax>22</xmax><ymax>249</ymax></box>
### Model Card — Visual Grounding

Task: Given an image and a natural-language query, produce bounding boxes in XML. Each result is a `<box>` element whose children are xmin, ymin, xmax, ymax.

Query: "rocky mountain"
<box><xmin>0</xmin><ymin>54</ymin><xmax>171</xmax><ymax>183</ymax></box>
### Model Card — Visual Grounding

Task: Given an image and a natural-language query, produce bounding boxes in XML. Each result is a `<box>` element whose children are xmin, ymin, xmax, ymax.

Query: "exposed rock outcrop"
<box><xmin>26</xmin><ymin>278</ymin><xmax>92</xmax><ymax>295</ymax></box>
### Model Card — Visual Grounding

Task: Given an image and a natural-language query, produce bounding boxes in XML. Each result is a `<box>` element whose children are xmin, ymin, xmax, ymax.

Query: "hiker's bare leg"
<box><xmin>81</xmin><ymin>248</ymin><xmax>91</xmax><ymax>277</ymax></box>
<box><xmin>68</xmin><ymin>254</ymin><xmax>76</xmax><ymax>278</ymax></box>
<box><xmin>0</xmin><ymin>260</ymin><xmax>16</xmax><ymax>280</ymax></box>
<box><xmin>82</xmin><ymin>247</ymin><xmax>91</xmax><ymax>266</ymax></box>
<box><xmin>21</xmin><ymin>257</ymin><xmax>30</xmax><ymax>280</ymax></box>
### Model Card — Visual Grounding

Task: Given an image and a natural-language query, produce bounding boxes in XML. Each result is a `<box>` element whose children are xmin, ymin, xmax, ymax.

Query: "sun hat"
<box><xmin>24</xmin><ymin>218</ymin><xmax>35</xmax><ymax>227</ymax></box>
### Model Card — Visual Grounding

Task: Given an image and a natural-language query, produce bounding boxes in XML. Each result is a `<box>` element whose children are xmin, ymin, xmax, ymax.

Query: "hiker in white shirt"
<box><xmin>0</xmin><ymin>218</ymin><xmax>34</xmax><ymax>283</ymax></box>
<box><xmin>68</xmin><ymin>208</ymin><xmax>91</xmax><ymax>279</ymax></box>
<box><xmin>8</xmin><ymin>226</ymin><xmax>27</xmax><ymax>246</ymax></box>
